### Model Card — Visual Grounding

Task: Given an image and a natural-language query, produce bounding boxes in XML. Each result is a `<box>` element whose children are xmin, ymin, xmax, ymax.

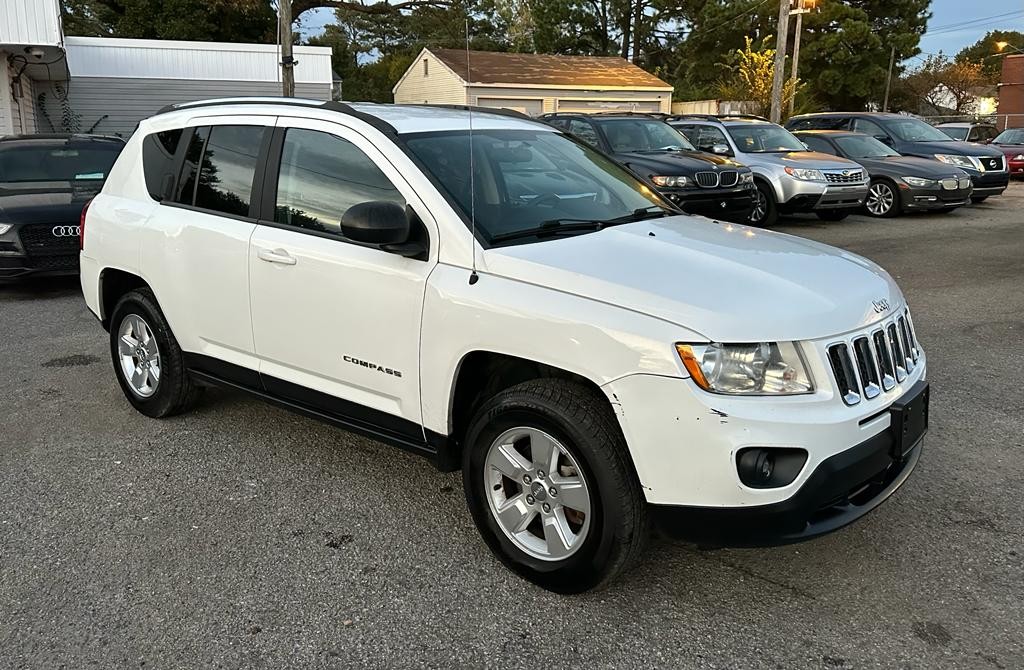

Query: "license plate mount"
<box><xmin>889</xmin><ymin>381</ymin><xmax>929</xmax><ymax>458</ymax></box>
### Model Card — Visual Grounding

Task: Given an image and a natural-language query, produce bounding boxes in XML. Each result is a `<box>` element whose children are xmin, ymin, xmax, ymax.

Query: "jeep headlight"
<box><xmin>676</xmin><ymin>342</ymin><xmax>813</xmax><ymax>395</ymax></box>
<box><xmin>652</xmin><ymin>175</ymin><xmax>689</xmax><ymax>188</ymax></box>
<box><xmin>934</xmin><ymin>154</ymin><xmax>977</xmax><ymax>170</ymax></box>
<box><xmin>783</xmin><ymin>167</ymin><xmax>825</xmax><ymax>181</ymax></box>
<box><xmin>901</xmin><ymin>176</ymin><xmax>936</xmax><ymax>187</ymax></box>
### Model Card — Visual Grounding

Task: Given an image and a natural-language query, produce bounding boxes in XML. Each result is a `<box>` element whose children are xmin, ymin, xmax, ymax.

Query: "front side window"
<box><xmin>852</xmin><ymin>118</ymin><xmax>889</xmax><ymax>139</ymax></box>
<box><xmin>596</xmin><ymin>119</ymin><xmax>696</xmax><ymax>152</ymax></box>
<box><xmin>725</xmin><ymin>124</ymin><xmax>806</xmax><ymax>153</ymax></box>
<box><xmin>939</xmin><ymin>126</ymin><xmax>968</xmax><ymax>141</ymax></box>
<box><xmin>275</xmin><ymin>128</ymin><xmax>405</xmax><ymax>235</ymax></box>
<box><xmin>404</xmin><ymin>128</ymin><xmax>670</xmax><ymax>246</ymax></box>
<box><xmin>193</xmin><ymin>125</ymin><xmax>266</xmax><ymax>217</ymax></box>
<box><xmin>800</xmin><ymin>135</ymin><xmax>836</xmax><ymax>155</ymax></box>
<box><xmin>696</xmin><ymin>125</ymin><xmax>729</xmax><ymax>150</ymax></box>
<box><xmin>568</xmin><ymin>119</ymin><xmax>601</xmax><ymax>147</ymax></box>
<box><xmin>834</xmin><ymin>135</ymin><xmax>900</xmax><ymax>158</ymax></box>
<box><xmin>884</xmin><ymin>118</ymin><xmax>953</xmax><ymax>142</ymax></box>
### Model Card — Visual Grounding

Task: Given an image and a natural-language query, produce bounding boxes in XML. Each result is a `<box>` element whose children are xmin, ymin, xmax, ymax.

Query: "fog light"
<box><xmin>736</xmin><ymin>447</ymin><xmax>808</xmax><ymax>489</ymax></box>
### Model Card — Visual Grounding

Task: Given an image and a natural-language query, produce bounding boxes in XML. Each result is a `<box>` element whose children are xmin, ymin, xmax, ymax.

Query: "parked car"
<box><xmin>934</xmin><ymin>121</ymin><xmax>999</xmax><ymax>144</ymax></box>
<box><xmin>794</xmin><ymin>130</ymin><xmax>973</xmax><ymax>217</ymax></box>
<box><xmin>786</xmin><ymin>113</ymin><xmax>1009</xmax><ymax>203</ymax></box>
<box><xmin>538</xmin><ymin>112</ymin><xmax>755</xmax><ymax>222</ymax></box>
<box><xmin>990</xmin><ymin>128</ymin><xmax>1024</xmax><ymax>176</ymax></box>
<box><xmin>82</xmin><ymin>99</ymin><xmax>928</xmax><ymax>592</ymax></box>
<box><xmin>669</xmin><ymin>115</ymin><xmax>869</xmax><ymax>226</ymax></box>
<box><xmin>0</xmin><ymin>133</ymin><xmax>124</xmax><ymax>279</ymax></box>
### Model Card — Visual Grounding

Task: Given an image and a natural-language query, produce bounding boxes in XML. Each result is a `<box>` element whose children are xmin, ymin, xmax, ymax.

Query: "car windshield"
<box><xmin>404</xmin><ymin>129</ymin><xmax>672</xmax><ymax>246</ymax></box>
<box><xmin>725</xmin><ymin>124</ymin><xmax>806</xmax><ymax>153</ymax></box>
<box><xmin>0</xmin><ymin>142</ymin><xmax>122</xmax><ymax>182</ymax></box>
<box><xmin>938</xmin><ymin>126</ymin><xmax>969</xmax><ymax>141</ymax></box>
<box><xmin>994</xmin><ymin>129</ymin><xmax>1024</xmax><ymax>144</ymax></box>
<box><xmin>834</xmin><ymin>135</ymin><xmax>901</xmax><ymax>158</ymax></box>
<box><xmin>885</xmin><ymin>118</ymin><xmax>954</xmax><ymax>142</ymax></box>
<box><xmin>596</xmin><ymin>118</ymin><xmax>696</xmax><ymax>152</ymax></box>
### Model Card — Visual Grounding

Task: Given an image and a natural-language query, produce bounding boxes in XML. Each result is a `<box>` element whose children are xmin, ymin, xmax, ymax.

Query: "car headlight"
<box><xmin>676</xmin><ymin>342</ymin><xmax>813</xmax><ymax>395</ymax></box>
<box><xmin>651</xmin><ymin>175</ymin><xmax>689</xmax><ymax>188</ymax></box>
<box><xmin>901</xmin><ymin>176</ymin><xmax>936</xmax><ymax>188</ymax></box>
<box><xmin>783</xmin><ymin>167</ymin><xmax>825</xmax><ymax>181</ymax></box>
<box><xmin>739</xmin><ymin>171</ymin><xmax>754</xmax><ymax>183</ymax></box>
<box><xmin>934</xmin><ymin>154</ymin><xmax>977</xmax><ymax>170</ymax></box>
<box><xmin>0</xmin><ymin>224</ymin><xmax>12</xmax><ymax>235</ymax></box>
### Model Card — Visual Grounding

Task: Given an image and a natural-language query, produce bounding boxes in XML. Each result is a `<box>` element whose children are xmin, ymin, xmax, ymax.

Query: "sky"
<box><xmin>298</xmin><ymin>1</ymin><xmax>1024</xmax><ymax>58</ymax></box>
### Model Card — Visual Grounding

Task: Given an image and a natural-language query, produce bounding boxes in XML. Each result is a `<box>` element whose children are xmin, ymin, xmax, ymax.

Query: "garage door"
<box><xmin>555</xmin><ymin>100</ymin><xmax>662</xmax><ymax>114</ymax></box>
<box><xmin>476</xmin><ymin>98</ymin><xmax>544</xmax><ymax>116</ymax></box>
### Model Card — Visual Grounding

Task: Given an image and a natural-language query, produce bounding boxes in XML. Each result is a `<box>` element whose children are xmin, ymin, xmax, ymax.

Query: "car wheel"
<box><xmin>816</xmin><ymin>209</ymin><xmax>852</xmax><ymax>221</ymax></box>
<box><xmin>864</xmin><ymin>180</ymin><xmax>900</xmax><ymax>218</ymax></box>
<box><xmin>971</xmin><ymin>195</ymin><xmax>988</xmax><ymax>203</ymax></box>
<box><xmin>462</xmin><ymin>379</ymin><xmax>648</xmax><ymax>593</ymax></box>
<box><xmin>109</xmin><ymin>288</ymin><xmax>203</xmax><ymax>418</ymax></box>
<box><xmin>749</xmin><ymin>182</ymin><xmax>778</xmax><ymax>227</ymax></box>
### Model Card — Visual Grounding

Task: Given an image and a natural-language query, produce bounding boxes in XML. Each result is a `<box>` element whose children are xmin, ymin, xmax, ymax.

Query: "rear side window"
<box><xmin>174</xmin><ymin>127</ymin><xmax>209</xmax><ymax>204</ymax></box>
<box><xmin>274</xmin><ymin>128</ymin><xmax>404</xmax><ymax>236</ymax></box>
<box><xmin>142</xmin><ymin>129</ymin><xmax>183</xmax><ymax>201</ymax></box>
<box><xmin>194</xmin><ymin>125</ymin><xmax>266</xmax><ymax>217</ymax></box>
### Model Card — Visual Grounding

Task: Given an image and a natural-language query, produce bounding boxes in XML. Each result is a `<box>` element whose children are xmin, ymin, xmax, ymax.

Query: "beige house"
<box><xmin>393</xmin><ymin>48</ymin><xmax>673</xmax><ymax>116</ymax></box>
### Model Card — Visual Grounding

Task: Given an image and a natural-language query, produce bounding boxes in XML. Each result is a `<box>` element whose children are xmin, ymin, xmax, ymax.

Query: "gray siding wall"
<box><xmin>468</xmin><ymin>86</ymin><xmax>672</xmax><ymax>115</ymax></box>
<box><xmin>36</xmin><ymin>77</ymin><xmax>330</xmax><ymax>137</ymax></box>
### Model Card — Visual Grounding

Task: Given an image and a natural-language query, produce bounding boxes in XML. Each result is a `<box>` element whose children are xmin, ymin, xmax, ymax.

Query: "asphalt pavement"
<box><xmin>1</xmin><ymin>185</ymin><xmax>1022</xmax><ymax>669</ymax></box>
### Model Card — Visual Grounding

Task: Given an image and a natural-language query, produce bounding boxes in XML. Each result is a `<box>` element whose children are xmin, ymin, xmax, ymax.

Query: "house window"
<box><xmin>423</xmin><ymin>59</ymin><xmax>429</xmax><ymax>76</ymax></box>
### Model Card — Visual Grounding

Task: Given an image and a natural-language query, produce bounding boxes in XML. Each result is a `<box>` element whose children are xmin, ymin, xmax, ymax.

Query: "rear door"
<box><xmin>247</xmin><ymin>116</ymin><xmax>437</xmax><ymax>444</ymax></box>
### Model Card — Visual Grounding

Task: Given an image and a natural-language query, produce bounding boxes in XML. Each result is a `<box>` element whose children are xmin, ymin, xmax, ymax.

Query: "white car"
<box><xmin>80</xmin><ymin>98</ymin><xmax>929</xmax><ymax>592</ymax></box>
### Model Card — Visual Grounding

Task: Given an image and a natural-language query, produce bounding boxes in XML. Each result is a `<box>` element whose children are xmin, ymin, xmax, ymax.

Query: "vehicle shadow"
<box><xmin>0</xmin><ymin>276</ymin><xmax>81</xmax><ymax>302</ymax></box>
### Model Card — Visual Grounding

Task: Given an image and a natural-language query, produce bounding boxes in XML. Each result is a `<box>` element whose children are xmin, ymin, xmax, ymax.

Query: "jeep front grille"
<box><xmin>824</xmin><ymin>170</ymin><xmax>864</xmax><ymax>184</ymax></box>
<box><xmin>827</xmin><ymin>309</ymin><xmax>920</xmax><ymax>406</ymax></box>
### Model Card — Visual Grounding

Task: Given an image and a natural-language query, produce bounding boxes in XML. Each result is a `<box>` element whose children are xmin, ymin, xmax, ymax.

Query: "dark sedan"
<box><xmin>539</xmin><ymin>112</ymin><xmax>756</xmax><ymax>222</ymax></box>
<box><xmin>795</xmin><ymin>130</ymin><xmax>972</xmax><ymax>217</ymax></box>
<box><xmin>991</xmin><ymin>128</ymin><xmax>1024</xmax><ymax>177</ymax></box>
<box><xmin>0</xmin><ymin>134</ymin><xmax>124</xmax><ymax>279</ymax></box>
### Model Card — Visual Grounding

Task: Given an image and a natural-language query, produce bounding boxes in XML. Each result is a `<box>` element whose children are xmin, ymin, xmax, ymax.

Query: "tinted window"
<box><xmin>0</xmin><ymin>142</ymin><xmax>122</xmax><ymax>182</ymax></box>
<box><xmin>852</xmin><ymin>118</ymin><xmax>888</xmax><ymax>138</ymax></box>
<box><xmin>725</xmin><ymin>124</ymin><xmax>806</xmax><ymax>153</ymax></box>
<box><xmin>193</xmin><ymin>125</ymin><xmax>265</xmax><ymax>217</ymax></box>
<box><xmin>568</xmin><ymin>119</ymin><xmax>601</xmax><ymax>147</ymax></box>
<box><xmin>142</xmin><ymin>129</ymin><xmax>183</xmax><ymax>200</ymax></box>
<box><xmin>834</xmin><ymin>135</ymin><xmax>900</xmax><ymax>158</ymax></box>
<box><xmin>275</xmin><ymin>128</ymin><xmax>404</xmax><ymax>235</ymax></box>
<box><xmin>800</xmin><ymin>135</ymin><xmax>836</xmax><ymax>154</ymax></box>
<box><xmin>883</xmin><ymin>118</ymin><xmax>953</xmax><ymax>142</ymax></box>
<box><xmin>994</xmin><ymin>129</ymin><xmax>1024</xmax><ymax>144</ymax></box>
<box><xmin>938</xmin><ymin>126</ymin><xmax>968</xmax><ymax>140</ymax></box>
<box><xmin>696</xmin><ymin>125</ymin><xmax>730</xmax><ymax>151</ymax></box>
<box><xmin>174</xmin><ymin>127</ymin><xmax>209</xmax><ymax>204</ymax></box>
<box><xmin>596</xmin><ymin>118</ymin><xmax>695</xmax><ymax>152</ymax></box>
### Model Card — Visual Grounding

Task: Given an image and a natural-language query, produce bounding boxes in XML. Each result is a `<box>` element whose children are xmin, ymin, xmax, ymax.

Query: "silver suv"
<box><xmin>669</xmin><ymin>115</ymin><xmax>869</xmax><ymax>226</ymax></box>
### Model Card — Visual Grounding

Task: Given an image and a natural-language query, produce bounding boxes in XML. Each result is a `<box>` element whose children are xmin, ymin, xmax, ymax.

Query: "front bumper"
<box><xmin>969</xmin><ymin>170</ymin><xmax>1009</xmax><ymax>196</ymax></box>
<box><xmin>779</xmin><ymin>183</ymin><xmax>869</xmax><ymax>213</ymax></box>
<box><xmin>901</xmin><ymin>184</ymin><xmax>972</xmax><ymax>210</ymax></box>
<box><xmin>660</xmin><ymin>186</ymin><xmax>755</xmax><ymax>218</ymax></box>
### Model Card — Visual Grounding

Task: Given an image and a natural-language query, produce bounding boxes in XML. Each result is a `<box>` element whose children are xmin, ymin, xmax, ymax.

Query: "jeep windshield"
<box><xmin>725</xmin><ymin>124</ymin><xmax>807</xmax><ymax>153</ymax></box>
<box><xmin>594</xmin><ymin>118</ymin><xmax>697</xmax><ymax>153</ymax></box>
<box><xmin>404</xmin><ymin>129</ymin><xmax>673</xmax><ymax>246</ymax></box>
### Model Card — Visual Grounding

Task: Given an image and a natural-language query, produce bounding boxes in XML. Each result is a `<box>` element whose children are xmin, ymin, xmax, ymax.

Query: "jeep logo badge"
<box><xmin>872</xmin><ymin>299</ymin><xmax>890</xmax><ymax>313</ymax></box>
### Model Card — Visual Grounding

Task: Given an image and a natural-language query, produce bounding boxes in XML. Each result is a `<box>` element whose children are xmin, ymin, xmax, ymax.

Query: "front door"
<box><xmin>248</xmin><ymin>116</ymin><xmax>437</xmax><ymax>445</ymax></box>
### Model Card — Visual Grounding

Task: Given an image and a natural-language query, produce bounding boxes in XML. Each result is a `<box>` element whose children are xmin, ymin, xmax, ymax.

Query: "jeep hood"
<box><xmin>483</xmin><ymin>216</ymin><xmax>902</xmax><ymax>342</ymax></box>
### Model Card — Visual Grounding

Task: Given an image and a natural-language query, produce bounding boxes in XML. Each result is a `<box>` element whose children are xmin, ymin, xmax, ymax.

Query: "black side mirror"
<box><xmin>341</xmin><ymin>201</ymin><xmax>425</xmax><ymax>258</ymax></box>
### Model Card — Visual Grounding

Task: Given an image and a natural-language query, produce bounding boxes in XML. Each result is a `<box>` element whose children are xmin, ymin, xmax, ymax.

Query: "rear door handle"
<box><xmin>256</xmin><ymin>247</ymin><xmax>296</xmax><ymax>265</ymax></box>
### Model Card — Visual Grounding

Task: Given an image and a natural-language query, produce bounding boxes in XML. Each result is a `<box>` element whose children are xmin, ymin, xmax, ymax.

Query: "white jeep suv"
<box><xmin>81</xmin><ymin>99</ymin><xmax>929</xmax><ymax>592</ymax></box>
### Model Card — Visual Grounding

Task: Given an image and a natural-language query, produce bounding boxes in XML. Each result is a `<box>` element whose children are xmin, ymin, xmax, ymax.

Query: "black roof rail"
<box><xmin>717</xmin><ymin>113</ymin><xmax>769</xmax><ymax>121</ymax></box>
<box><xmin>153</xmin><ymin>97</ymin><xmax>398</xmax><ymax>135</ymax></box>
<box><xmin>411</xmin><ymin>104</ymin><xmax>535</xmax><ymax>122</ymax></box>
<box><xmin>665</xmin><ymin>114</ymin><xmax>719</xmax><ymax>122</ymax></box>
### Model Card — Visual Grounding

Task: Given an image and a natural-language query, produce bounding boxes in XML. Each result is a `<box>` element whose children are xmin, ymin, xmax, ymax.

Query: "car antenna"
<box><xmin>466</xmin><ymin>19</ymin><xmax>479</xmax><ymax>286</ymax></box>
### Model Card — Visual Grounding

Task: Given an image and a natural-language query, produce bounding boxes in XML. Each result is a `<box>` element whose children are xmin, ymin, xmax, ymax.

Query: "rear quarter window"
<box><xmin>142</xmin><ymin>129</ymin><xmax>184</xmax><ymax>201</ymax></box>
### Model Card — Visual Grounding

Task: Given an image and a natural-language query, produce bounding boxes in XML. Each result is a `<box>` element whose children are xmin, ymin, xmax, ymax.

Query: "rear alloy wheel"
<box><xmin>864</xmin><ymin>180</ymin><xmax>899</xmax><ymax>217</ymax></box>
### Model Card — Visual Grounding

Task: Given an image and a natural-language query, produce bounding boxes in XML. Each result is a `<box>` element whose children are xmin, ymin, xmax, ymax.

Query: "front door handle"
<box><xmin>256</xmin><ymin>247</ymin><xmax>296</xmax><ymax>265</ymax></box>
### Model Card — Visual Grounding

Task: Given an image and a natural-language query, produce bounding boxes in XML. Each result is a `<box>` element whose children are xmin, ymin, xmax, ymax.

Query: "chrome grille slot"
<box><xmin>827</xmin><ymin>343</ymin><xmax>861</xmax><ymax>406</ymax></box>
<box><xmin>824</xmin><ymin>170</ymin><xmax>864</xmax><ymax>184</ymax></box>
<box><xmin>852</xmin><ymin>337</ymin><xmax>881</xmax><ymax>399</ymax></box>
<box><xmin>719</xmin><ymin>170</ymin><xmax>738</xmax><ymax>187</ymax></box>
<box><xmin>873</xmin><ymin>330</ymin><xmax>896</xmax><ymax>391</ymax></box>
<box><xmin>904</xmin><ymin>310</ymin><xmax>920</xmax><ymax>362</ymax></box>
<box><xmin>695</xmin><ymin>171</ymin><xmax>719</xmax><ymax>188</ymax></box>
<box><xmin>897</xmin><ymin>316</ymin><xmax>915</xmax><ymax>369</ymax></box>
<box><xmin>887</xmin><ymin>324</ymin><xmax>907</xmax><ymax>381</ymax></box>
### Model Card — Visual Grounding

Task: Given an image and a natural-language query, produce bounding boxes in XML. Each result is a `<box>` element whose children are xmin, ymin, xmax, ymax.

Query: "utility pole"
<box><xmin>787</xmin><ymin>0</ymin><xmax>812</xmax><ymax>116</ymax></box>
<box><xmin>882</xmin><ymin>45</ymin><xmax>896</xmax><ymax>112</ymax></box>
<box><xmin>769</xmin><ymin>0</ymin><xmax>791</xmax><ymax>124</ymax></box>
<box><xmin>279</xmin><ymin>0</ymin><xmax>295</xmax><ymax>97</ymax></box>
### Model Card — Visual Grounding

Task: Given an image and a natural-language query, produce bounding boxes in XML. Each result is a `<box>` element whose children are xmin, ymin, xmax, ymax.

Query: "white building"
<box><xmin>393</xmin><ymin>48</ymin><xmax>674</xmax><ymax>116</ymax></box>
<box><xmin>1</xmin><ymin>0</ymin><xmax>333</xmax><ymax>137</ymax></box>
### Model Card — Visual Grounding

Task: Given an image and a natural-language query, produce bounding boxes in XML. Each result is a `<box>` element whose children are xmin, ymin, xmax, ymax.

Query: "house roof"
<box><xmin>427</xmin><ymin>48</ymin><xmax>673</xmax><ymax>90</ymax></box>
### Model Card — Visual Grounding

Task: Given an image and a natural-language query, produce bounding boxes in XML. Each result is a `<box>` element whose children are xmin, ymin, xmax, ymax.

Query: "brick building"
<box><xmin>996</xmin><ymin>54</ymin><xmax>1024</xmax><ymax>129</ymax></box>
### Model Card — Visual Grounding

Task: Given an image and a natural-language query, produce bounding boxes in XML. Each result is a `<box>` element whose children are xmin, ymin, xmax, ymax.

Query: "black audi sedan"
<box><xmin>539</xmin><ymin>112</ymin><xmax>756</xmax><ymax>222</ymax></box>
<box><xmin>0</xmin><ymin>134</ymin><xmax>124</xmax><ymax>279</ymax></box>
<box><xmin>794</xmin><ymin>130</ymin><xmax>972</xmax><ymax>217</ymax></box>
<box><xmin>786</xmin><ymin>112</ymin><xmax>1008</xmax><ymax>203</ymax></box>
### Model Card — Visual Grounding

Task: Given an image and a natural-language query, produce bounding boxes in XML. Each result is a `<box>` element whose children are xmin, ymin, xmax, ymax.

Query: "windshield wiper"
<box><xmin>489</xmin><ymin>208</ymin><xmax>672</xmax><ymax>244</ymax></box>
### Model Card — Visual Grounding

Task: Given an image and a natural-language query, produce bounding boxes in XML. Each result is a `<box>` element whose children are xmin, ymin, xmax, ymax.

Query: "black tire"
<box><xmin>863</xmin><ymin>179</ymin><xmax>901</xmax><ymax>218</ymax></box>
<box><xmin>462</xmin><ymin>379</ymin><xmax>648</xmax><ymax>593</ymax></box>
<box><xmin>749</xmin><ymin>181</ymin><xmax>778</xmax><ymax>227</ymax></box>
<box><xmin>109</xmin><ymin>288</ymin><xmax>202</xmax><ymax>418</ymax></box>
<box><xmin>971</xmin><ymin>195</ymin><xmax>988</xmax><ymax>203</ymax></box>
<box><xmin>816</xmin><ymin>209</ymin><xmax>852</xmax><ymax>221</ymax></box>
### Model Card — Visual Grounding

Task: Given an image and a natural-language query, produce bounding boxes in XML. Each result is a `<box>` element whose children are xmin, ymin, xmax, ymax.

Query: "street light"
<box><xmin>995</xmin><ymin>41</ymin><xmax>1023</xmax><ymax>55</ymax></box>
<box><xmin>787</xmin><ymin>0</ymin><xmax>818</xmax><ymax>116</ymax></box>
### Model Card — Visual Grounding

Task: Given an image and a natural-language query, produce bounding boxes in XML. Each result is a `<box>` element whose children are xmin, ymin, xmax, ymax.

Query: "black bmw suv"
<box><xmin>539</xmin><ymin>112</ymin><xmax>755</xmax><ymax>221</ymax></box>
<box><xmin>0</xmin><ymin>134</ymin><xmax>124</xmax><ymax>279</ymax></box>
<box><xmin>786</xmin><ymin>113</ymin><xmax>1009</xmax><ymax>202</ymax></box>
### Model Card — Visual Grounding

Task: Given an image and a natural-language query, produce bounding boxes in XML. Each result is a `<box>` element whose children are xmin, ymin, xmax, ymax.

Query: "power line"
<box><xmin>925</xmin><ymin>10</ymin><xmax>1024</xmax><ymax>37</ymax></box>
<box><xmin>928</xmin><ymin>9</ymin><xmax>1024</xmax><ymax>32</ymax></box>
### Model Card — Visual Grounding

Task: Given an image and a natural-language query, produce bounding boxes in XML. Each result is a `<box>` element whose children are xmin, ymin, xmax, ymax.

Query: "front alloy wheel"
<box><xmin>865</xmin><ymin>181</ymin><xmax>898</xmax><ymax>217</ymax></box>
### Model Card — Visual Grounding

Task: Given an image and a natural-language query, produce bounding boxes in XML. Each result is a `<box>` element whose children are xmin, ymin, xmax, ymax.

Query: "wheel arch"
<box><xmin>99</xmin><ymin>267</ymin><xmax>151</xmax><ymax>330</ymax></box>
